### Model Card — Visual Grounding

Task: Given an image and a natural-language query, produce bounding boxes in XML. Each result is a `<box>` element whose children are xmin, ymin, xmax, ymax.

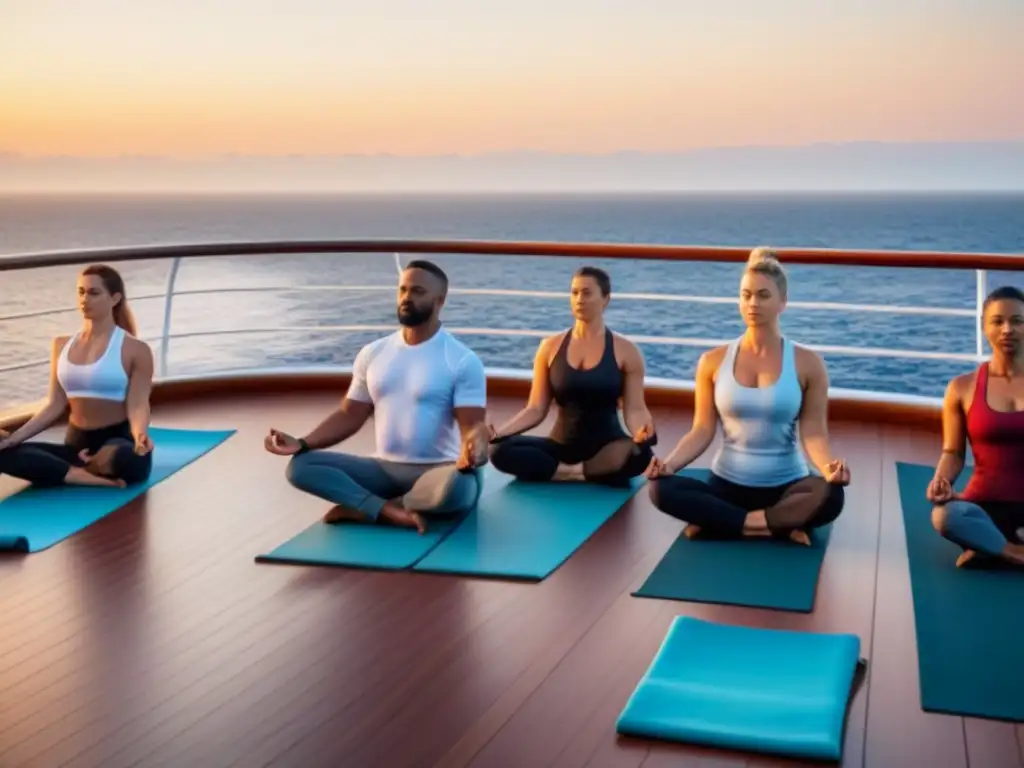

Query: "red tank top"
<box><xmin>962</xmin><ymin>363</ymin><xmax>1024</xmax><ymax>502</ymax></box>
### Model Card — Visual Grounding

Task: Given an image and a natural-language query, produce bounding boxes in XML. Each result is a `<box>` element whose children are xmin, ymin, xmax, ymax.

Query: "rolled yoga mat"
<box><xmin>0</xmin><ymin>427</ymin><xmax>236</xmax><ymax>553</ymax></box>
<box><xmin>412</xmin><ymin>474</ymin><xmax>646</xmax><ymax>580</ymax></box>
<box><xmin>896</xmin><ymin>461</ymin><xmax>1024</xmax><ymax>722</ymax></box>
<box><xmin>616</xmin><ymin>616</ymin><xmax>863</xmax><ymax>762</ymax></box>
<box><xmin>632</xmin><ymin>468</ymin><xmax>832</xmax><ymax>612</ymax></box>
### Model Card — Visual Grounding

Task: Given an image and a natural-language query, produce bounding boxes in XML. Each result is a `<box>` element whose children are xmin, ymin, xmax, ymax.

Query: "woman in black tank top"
<box><xmin>488</xmin><ymin>266</ymin><xmax>657</xmax><ymax>485</ymax></box>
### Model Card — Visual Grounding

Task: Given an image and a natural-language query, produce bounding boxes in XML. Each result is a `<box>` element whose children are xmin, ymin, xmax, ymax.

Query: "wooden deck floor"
<box><xmin>1</xmin><ymin>391</ymin><xmax>1022</xmax><ymax>768</ymax></box>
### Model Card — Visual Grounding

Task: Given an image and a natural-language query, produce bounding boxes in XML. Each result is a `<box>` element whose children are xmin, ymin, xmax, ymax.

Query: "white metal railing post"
<box><xmin>158</xmin><ymin>257</ymin><xmax>183</xmax><ymax>378</ymax></box>
<box><xmin>393</xmin><ymin>252</ymin><xmax>403</xmax><ymax>275</ymax></box>
<box><xmin>975</xmin><ymin>269</ymin><xmax>988</xmax><ymax>359</ymax></box>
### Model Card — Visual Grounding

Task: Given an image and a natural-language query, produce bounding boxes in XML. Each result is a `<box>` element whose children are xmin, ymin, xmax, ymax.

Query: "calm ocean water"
<box><xmin>1</xmin><ymin>192</ymin><xmax>1023</xmax><ymax>410</ymax></box>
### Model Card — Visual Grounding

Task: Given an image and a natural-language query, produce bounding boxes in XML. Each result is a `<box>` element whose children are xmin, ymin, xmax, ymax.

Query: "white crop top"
<box><xmin>56</xmin><ymin>326</ymin><xmax>130</xmax><ymax>402</ymax></box>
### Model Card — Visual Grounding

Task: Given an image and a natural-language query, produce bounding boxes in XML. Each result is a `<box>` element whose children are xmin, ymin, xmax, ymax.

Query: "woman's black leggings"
<box><xmin>489</xmin><ymin>434</ymin><xmax>653</xmax><ymax>486</ymax></box>
<box><xmin>0</xmin><ymin>420</ymin><xmax>153</xmax><ymax>487</ymax></box>
<box><xmin>648</xmin><ymin>471</ymin><xmax>845</xmax><ymax>536</ymax></box>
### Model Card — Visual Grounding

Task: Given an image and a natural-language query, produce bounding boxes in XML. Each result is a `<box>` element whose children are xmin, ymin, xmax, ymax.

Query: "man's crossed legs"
<box><xmin>286</xmin><ymin>450</ymin><xmax>482</xmax><ymax>533</ymax></box>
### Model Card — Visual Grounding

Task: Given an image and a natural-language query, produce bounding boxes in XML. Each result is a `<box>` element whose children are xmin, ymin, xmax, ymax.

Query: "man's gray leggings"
<box><xmin>285</xmin><ymin>450</ymin><xmax>483</xmax><ymax>521</ymax></box>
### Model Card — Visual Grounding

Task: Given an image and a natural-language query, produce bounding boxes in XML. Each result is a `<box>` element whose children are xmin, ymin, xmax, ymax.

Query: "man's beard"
<box><xmin>397</xmin><ymin>304</ymin><xmax>433</xmax><ymax>327</ymax></box>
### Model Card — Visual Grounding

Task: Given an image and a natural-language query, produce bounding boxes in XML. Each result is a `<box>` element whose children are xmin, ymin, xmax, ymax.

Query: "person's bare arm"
<box><xmin>797</xmin><ymin>348</ymin><xmax>849</xmax><ymax>484</ymax></box>
<box><xmin>934</xmin><ymin>376</ymin><xmax>968</xmax><ymax>485</ymax></box>
<box><xmin>0</xmin><ymin>337</ymin><xmax>70</xmax><ymax>447</ymax></box>
<box><xmin>618</xmin><ymin>337</ymin><xmax>654</xmax><ymax>439</ymax></box>
<box><xmin>125</xmin><ymin>339</ymin><xmax>154</xmax><ymax>443</ymax></box>
<box><xmin>491</xmin><ymin>334</ymin><xmax>560</xmax><ymax>439</ymax></box>
<box><xmin>660</xmin><ymin>348</ymin><xmax>723</xmax><ymax>472</ymax></box>
<box><xmin>300</xmin><ymin>398</ymin><xmax>374</xmax><ymax>450</ymax></box>
<box><xmin>452</xmin><ymin>351</ymin><xmax>489</xmax><ymax>466</ymax></box>
<box><xmin>293</xmin><ymin>344</ymin><xmax>376</xmax><ymax>451</ymax></box>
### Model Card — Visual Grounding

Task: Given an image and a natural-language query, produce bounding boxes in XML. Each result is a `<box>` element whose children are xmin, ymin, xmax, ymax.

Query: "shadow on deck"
<box><xmin>0</xmin><ymin>391</ymin><xmax>1021</xmax><ymax>768</ymax></box>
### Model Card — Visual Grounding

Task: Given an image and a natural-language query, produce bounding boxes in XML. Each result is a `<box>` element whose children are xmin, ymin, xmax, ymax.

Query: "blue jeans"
<box><xmin>933</xmin><ymin>499</ymin><xmax>1024</xmax><ymax>556</ymax></box>
<box><xmin>285</xmin><ymin>450</ymin><xmax>483</xmax><ymax>522</ymax></box>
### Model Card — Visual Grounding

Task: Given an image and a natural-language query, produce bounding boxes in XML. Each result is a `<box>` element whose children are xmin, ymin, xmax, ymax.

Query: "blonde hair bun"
<box><xmin>747</xmin><ymin>246</ymin><xmax>781</xmax><ymax>267</ymax></box>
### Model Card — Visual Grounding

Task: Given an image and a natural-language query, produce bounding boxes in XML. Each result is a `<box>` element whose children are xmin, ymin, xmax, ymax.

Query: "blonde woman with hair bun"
<box><xmin>644</xmin><ymin>246</ymin><xmax>850</xmax><ymax>546</ymax></box>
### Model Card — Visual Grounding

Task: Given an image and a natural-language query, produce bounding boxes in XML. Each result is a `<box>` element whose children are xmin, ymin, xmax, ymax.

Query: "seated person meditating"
<box><xmin>264</xmin><ymin>260</ymin><xmax>490</xmax><ymax>534</ymax></box>
<box><xmin>646</xmin><ymin>248</ymin><xmax>848</xmax><ymax>545</ymax></box>
<box><xmin>0</xmin><ymin>265</ymin><xmax>154</xmax><ymax>488</ymax></box>
<box><xmin>487</xmin><ymin>266</ymin><xmax>656</xmax><ymax>486</ymax></box>
<box><xmin>928</xmin><ymin>285</ymin><xmax>1024</xmax><ymax>568</ymax></box>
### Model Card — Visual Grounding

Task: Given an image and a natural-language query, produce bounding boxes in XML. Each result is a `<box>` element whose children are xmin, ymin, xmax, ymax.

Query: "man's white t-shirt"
<box><xmin>345</xmin><ymin>328</ymin><xmax>487</xmax><ymax>464</ymax></box>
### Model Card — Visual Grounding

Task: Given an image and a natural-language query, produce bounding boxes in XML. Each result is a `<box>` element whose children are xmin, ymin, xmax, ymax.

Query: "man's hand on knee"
<box><xmin>456</xmin><ymin>422</ymin><xmax>490</xmax><ymax>471</ymax></box>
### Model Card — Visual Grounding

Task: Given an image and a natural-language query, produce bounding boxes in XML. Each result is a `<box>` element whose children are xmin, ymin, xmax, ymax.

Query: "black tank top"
<box><xmin>548</xmin><ymin>327</ymin><xmax>628</xmax><ymax>446</ymax></box>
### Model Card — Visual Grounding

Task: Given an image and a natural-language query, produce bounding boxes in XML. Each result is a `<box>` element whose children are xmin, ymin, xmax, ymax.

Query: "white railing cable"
<box><xmin>0</xmin><ymin>285</ymin><xmax>979</xmax><ymax>324</ymax></box>
<box><xmin>157</xmin><ymin>325</ymin><xmax>984</xmax><ymax>363</ymax></box>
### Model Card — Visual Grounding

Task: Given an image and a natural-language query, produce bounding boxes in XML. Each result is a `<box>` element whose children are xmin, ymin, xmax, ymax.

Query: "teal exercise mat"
<box><xmin>255</xmin><ymin>512</ymin><xmax>467</xmax><ymax>571</ymax></box>
<box><xmin>632</xmin><ymin>468</ymin><xmax>831</xmax><ymax>612</ymax></box>
<box><xmin>616</xmin><ymin>616</ymin><xmax>863</xmax><ymax>762</ymax></box>
<box><xmin>412</xmin><ymin>474</ymin><xmax>645</xmax><ymax>580</ymax></box>
<box><xmin>0</xmin><ymin>427</ymin><xmax>236</xmax><ymax>553</ymax></box>
<box><xmin>896</xmin><ymin>462</ymin><xmax>1024</xmax><ymax>722</ymax></box>
<box><xmin>256</xmin><ymin>465</ymin><xmax>513</xmax><ymax>571</ymax></box>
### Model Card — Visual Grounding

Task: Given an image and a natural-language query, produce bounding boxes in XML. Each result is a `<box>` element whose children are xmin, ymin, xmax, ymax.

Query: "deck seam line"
<box><xmin>859</xmin><ymin>423</ymin><xmax>886</xmax><ymax>768</ymax></box>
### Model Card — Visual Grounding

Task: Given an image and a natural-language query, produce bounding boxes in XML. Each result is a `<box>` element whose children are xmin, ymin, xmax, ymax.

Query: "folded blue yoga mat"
<box><xmin>617</xmin><ymin>616</ymin><xmax>862</xmax><ymax>762</ymax></box>
<box><xmin>412</xmin><ymin>475</ymin><xmax>645</xmax><ymax>580</ymax></box>
<box><xmin>896</xmin><ymin>462</ymin><xmax>1024</xmax><ymax>722</ymax></box>
<box><xmin>632</xmin><ymin>468</ymin><xmax>831</xmax><ymax>612</ymax></box>
<box><xmin>0</xmin><ymin>427</ymin><xmax>235</xmax><ymax>553</ymax></box>
<box><xmin>255</xmin><ymin>466</ymin><xmax>514</xmax><ymax>571</ymax></box>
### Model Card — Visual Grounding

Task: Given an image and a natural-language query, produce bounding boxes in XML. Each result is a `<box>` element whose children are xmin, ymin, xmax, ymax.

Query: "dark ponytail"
<box><xmin>81</xmin><ymin>264</ymin><xmax>137</xmax><ymax>336</ymax></box>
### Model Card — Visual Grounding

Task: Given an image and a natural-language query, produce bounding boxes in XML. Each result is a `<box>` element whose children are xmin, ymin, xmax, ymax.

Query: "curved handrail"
<box><xmin>1</xmin><ymin>238</ymin><xmax>1022</xmax><ymax>271</ymax></box>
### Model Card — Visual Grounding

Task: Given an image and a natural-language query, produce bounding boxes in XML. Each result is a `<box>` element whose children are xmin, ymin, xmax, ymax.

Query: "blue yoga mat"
<box><xmin>617</xmin><ymin>616</ymin><xmax>862</xmax><ymax>762</ymax></box>
<box><xmin>632</xmin><ymin>468</ymin><xmax>831</xmax><ymax>612</ymax></box>
<box><xmin>412</xmin><ymin>474</ymin><xmax>645</xmax><ymax>580</ymax></box>
<box><xmin>0</xmin><ymin>427</ymin><xmax>235</xmax><ymax>553</ymax></box>
<box><xmin>896</xmin><ymin>462</ymin><xmax>1024</xmax><ymax>722</ymax></box>
<box><xmin>256</xmin><ymin>465</ymin><xmax>514</xmax><ymax>571</ymax></box>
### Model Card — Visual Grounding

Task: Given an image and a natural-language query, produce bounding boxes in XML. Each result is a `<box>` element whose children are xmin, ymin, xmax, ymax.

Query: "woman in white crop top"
<box><xmin>0</xmin><ymin>264</ymin><xmax>155</xmax><ymax>488</ymax></box>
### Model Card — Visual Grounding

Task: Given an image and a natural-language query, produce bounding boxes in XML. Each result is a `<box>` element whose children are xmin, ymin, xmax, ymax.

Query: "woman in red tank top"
<box><xmin>928</xmin><ymin>285</ymin><xmax>1024</xmax><ymax>568</ymax></box>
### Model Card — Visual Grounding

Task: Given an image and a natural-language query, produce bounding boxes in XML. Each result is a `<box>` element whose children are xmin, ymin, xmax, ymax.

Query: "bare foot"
<box><xmin>789</xmin><ymin>530</ymin><xmax>811</xmax><ymax>546</ymax></box>
<box><xmin>683</xmin><ymin>524</ymin><xmax>701</xmax><ymax>539</ymax></box>
<box><xmin>742</xmin><ymin>509</ymin><xmax>770</xmax><ymax>537</ymax></box>
<box><xmin>322</xmin><ymin>505</ymin><xmax>367</xmax><ymax>524</ymax></box>
<box><xmin>379</xmin><ymin>503</ymin><xmax>427</xmax><ymax>534</ymax></box>
<box><xmin>553</xmin><ymin>462</ymin><xmax>585</xmax><ymax>482</ymax></box>
<box><xmin>955</xmin><ymin>549</ymin><xmax>977</xmax><ymax>568</ymax></box>
<box><xmin>64</xmin><ymin>467</ymin><xmax>126</xmax><ymax>488</ymax></box>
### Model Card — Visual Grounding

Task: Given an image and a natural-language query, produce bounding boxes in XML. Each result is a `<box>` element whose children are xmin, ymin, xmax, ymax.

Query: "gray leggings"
<box><xmin>933</xmin><ymin>499</ymin><xmax>1023</xmax><ymax>557</ymax></box>
<box><xmin>285</xmin><ymin>450</ymin><xmax>483</xmax><ymax>522</ymax></box>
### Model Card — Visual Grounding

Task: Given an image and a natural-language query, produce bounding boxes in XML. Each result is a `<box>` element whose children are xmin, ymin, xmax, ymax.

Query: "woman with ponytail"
<box><xmin>0</xmin><ymin>264</ymin><xmax>155</xmax><ymax>487</ymax></box>
<box><xmin>645</xmin><ymin>247</ymin><xmax>849</xmax><ymax>545</ymax></box>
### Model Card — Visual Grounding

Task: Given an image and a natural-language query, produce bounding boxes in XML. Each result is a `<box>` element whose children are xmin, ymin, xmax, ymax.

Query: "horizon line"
<box><xmin>3</xmin><ymin>187</ymin><xmax>1023</xmax><ymax>196</ymax></box>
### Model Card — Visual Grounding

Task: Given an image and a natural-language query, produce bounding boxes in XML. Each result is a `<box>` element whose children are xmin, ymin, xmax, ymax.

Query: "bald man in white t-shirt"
<box><xmin>264</xmin><ymin>260</ymin><xmax>490</xmax><ymax>533</ymax></box>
